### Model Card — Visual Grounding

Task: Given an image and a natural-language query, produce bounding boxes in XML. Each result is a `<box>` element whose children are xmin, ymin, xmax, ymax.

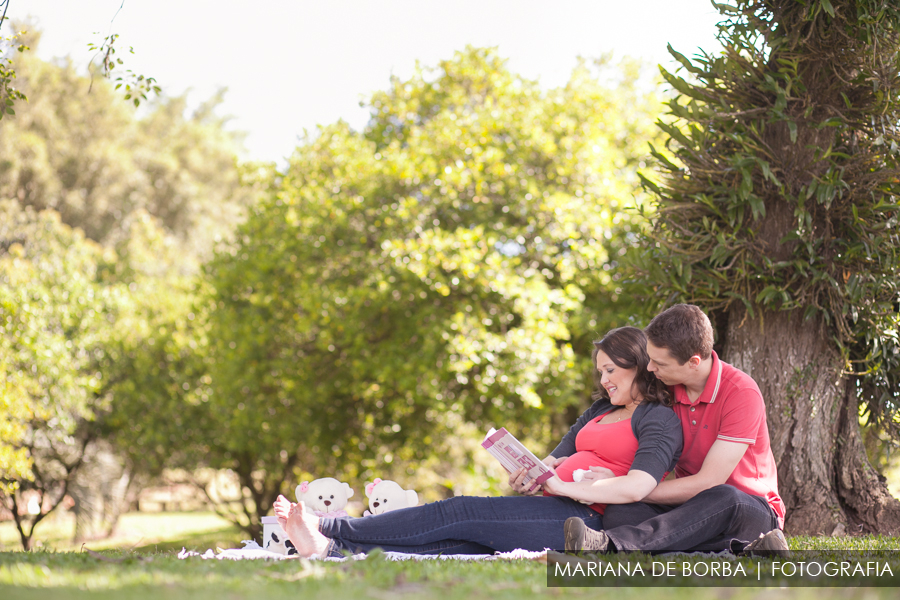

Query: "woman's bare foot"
<box><xmin>273</xmin><ymin>494</ymin><xmax>294</xmax><ymax>528</ymax></box>
<box><xmin>272</xmin><ymin>495</ymin><xmax>330</xmax><ymax>558</ymax></box>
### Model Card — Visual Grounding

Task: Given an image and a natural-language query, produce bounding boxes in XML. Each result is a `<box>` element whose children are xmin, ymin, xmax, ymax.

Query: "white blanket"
<box><xmin>177</xmin><ymin>540</ymin><xmax>547</xmax><ymax>562</ymax></box>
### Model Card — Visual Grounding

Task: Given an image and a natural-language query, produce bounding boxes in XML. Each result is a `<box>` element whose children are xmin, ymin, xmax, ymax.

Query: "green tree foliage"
<box><xmin>0</xmin><ymin>201</ymin><xmax>118</xmax><ymax>549</ymax></box>
<box><xmin>0</xmin><ymin>19</ymin><xmax>27</xmax><ymax>121</ymax></box>
<box><xmin>87</xmin><ymin>32</ymin><xmax>161</xmax><ymax>108</ymax></box>
<box><xmin>195</xmin><ymin>48</ymin><xmax>661</xmax><ymax>535</ymax></box>
<box><xmin>0</xmin><ymin>29</ymin><xmax>252</xmax><ymax>256</ymax></box>
<box><xmin>0</xmin><ymin>201</ymin><xmax>202</xmax><ymax>548</ymax></box>
<box><xmin>639</xmin><ymin>0</ymin><xmax>900</xmax><ymax>532</ymax></box>
<box><xmin>97</xmin><ymin>210</ymin><xmax>206</xmax><ymax>479</ymax></box>
<box><xmin>0</xmin><ymin>30</ymin><xmax>257</xmax><ymax>546</ymax></box>
<box><xmin>0</xmin><ymin>371</ymin><xmax>31</xmax><ymax>490</ymax></box>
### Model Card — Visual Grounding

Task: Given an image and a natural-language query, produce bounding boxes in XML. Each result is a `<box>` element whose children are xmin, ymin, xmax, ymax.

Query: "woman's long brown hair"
<box><xmin>590</xmin><ymin>326</ymin><xmax>672</xmax><ymax>407</ymax></box>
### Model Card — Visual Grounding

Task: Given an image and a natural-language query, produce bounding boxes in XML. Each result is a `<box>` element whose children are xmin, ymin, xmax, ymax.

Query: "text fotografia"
<box><xmin>553</xmin><ymin>560</ymin><xmax>892</xmax><ymax>578</ymax></box>
<box><xmin>546</xmin><ymin>552</ymin><xmax>900</xmax><ymax>587</ymax></box>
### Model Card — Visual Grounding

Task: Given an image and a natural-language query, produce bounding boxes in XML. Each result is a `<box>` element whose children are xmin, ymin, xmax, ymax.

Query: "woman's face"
<box><xmin>596</xmin><ymin>349</ymin><xmax>639</xmax><ymax>406</ymax></box>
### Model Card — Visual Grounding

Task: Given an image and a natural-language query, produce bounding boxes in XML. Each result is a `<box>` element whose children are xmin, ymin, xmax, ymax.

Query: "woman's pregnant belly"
<box><xmin>544</xmin><ymin>417</ymin><xmax>640</xmax><ymax>514</ymax></box>
<box><xmin>555</xmin><ymin>450</ymin><xmax>630</xmax><ymax>483</ymax></box>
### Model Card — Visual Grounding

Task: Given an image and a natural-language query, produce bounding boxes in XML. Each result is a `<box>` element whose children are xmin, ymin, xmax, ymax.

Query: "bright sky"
<box><xmin>8</xmin><ymin>1</ymin><xmax>723</xmax><ymax>164</ymax></box>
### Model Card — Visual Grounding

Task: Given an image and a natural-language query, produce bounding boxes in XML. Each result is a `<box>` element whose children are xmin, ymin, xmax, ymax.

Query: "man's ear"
<box><xmin>689</xmin><ymin>354</ymin><xmax>702</xmax><ymax>368</ymax></box>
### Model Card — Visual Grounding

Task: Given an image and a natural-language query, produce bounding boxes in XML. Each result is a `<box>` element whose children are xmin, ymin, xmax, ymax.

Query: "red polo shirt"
<box><xmin>672</xmin><ymin>351</ymin><xmax>785</xmax><ymax>529</ymax></box>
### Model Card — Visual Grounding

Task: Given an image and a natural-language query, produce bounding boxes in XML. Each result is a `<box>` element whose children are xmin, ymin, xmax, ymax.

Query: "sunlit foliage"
<box><xmin>0</xmin><ymin>201</ymin><xmax>119</xmax><ymax>548</ymax></box>
<box><xmin>0</xmin><ymin>22</ymin><xmax>27</xmax><ymax>122</ymax></box>
<box><xmin>0</xmin><ymin>30</ymin><xmax>253</xmax><ymax>259</ymax></box>
<box><xmin>194</xmin><ymin>47</ymin><xmax>662</xmax><ymax>534</ymax></box>
<box><xmin>0</xmin><ymin>31</ymin><xmax>257</xmax><ymax>547</ymax></box>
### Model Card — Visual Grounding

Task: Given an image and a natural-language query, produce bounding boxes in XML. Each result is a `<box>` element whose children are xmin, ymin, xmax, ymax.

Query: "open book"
<box><xmin>482</xmin><ymin>427</ymin><xmax>553</xmax><ymax>486</ymax></box>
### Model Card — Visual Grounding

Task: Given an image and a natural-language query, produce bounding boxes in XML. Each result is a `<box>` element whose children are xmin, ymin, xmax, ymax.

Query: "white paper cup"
<box><xmin>261</xmin><ymin>516</ymin><xmax>297</xmax><ymax>555</ymax></box>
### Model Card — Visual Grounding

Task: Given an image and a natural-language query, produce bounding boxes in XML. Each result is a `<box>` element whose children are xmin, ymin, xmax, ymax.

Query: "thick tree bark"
<box><xmin>834</xmin><ymin>387</ymin><xmax>900</xmax><ymax>535</ymax></box>
<box><xmin>723</xmin><ymin>304</ymin><xmax>900</xmax><ymax>535</ymax></box>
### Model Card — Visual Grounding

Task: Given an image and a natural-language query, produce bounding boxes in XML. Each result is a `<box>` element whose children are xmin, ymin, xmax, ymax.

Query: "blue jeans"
<box><xmin>318</xmin><ymin>495</ymin><xmax>603</xmax><ymax>556</ymax></box>
<box><xmin>601</xmin><ymin>484</ymin><xmax>780</xmax><ymax>553</ymax></box>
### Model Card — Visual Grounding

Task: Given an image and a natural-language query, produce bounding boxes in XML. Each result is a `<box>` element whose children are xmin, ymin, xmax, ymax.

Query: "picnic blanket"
<box><xmin>177</xmin><ymin>540</ymin><xmax>548</xmax><ymax>562</ymax></box>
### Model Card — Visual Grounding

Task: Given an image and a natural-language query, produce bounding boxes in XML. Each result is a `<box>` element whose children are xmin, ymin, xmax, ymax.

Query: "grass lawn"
<box><xmin>1</xmin><ymin>512</ymin><xmax>899</xmax><ymax>599</ymax></box>
<box><xmin>0</xmin><ymin>511</ymin><xmax>245</xmax><ymax>553</ymax></box>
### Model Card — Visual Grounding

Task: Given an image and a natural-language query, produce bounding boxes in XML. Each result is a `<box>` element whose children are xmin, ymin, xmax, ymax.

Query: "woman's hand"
<box><xmin>509</xmin><ymin>467</ymin><xmax>543</xmax><ymax>495</ymax></box>
<box><xmin>539</xmin><ymin>473</ymin><xmax>571</xmax><ymax>497</ymax></box>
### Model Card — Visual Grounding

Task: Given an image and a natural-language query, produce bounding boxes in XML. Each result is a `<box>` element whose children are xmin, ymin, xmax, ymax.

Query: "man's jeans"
<box><xmin>601</xmin><ymin>484</ymin><xmax>780</xmax><ymax>553</ymax></box>
<box><xmin>318</xmin><ymin>495</ymin><xmax>602</xmax><ymax>556</ymax></box>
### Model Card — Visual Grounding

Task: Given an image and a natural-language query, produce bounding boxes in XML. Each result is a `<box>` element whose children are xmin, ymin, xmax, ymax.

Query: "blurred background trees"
<box><xmin>174</xmin><ymin>47</ymin><xmax>662</xmax><ymax>537</ymax></box>
<box><xmin>5</xmin><ymin>2</ymin><xmax>900</xmax><ymax>549</ymax></box>
<box><xmin>0</xmin><ymin>28</ymin><xmax>254</xmax><ymax>546</ymax></box>
<box><xmin>0</xmin><ymin>201</ymin><xmax>118</xmax><ymax>549</ymax></box>
<box><xmin>0</xmin><ymin>36</ymin><xmax>662</xmax><ymax>543</ymax></box>
<box><xmin>0</xmin><ymin>6</ymin><xmax>676</xmax><ymax>542</ymax></box>
<box><xmin>0</xmin><ymin>29</ymin><xmax>252</xmax><ymax>255</ymax></box>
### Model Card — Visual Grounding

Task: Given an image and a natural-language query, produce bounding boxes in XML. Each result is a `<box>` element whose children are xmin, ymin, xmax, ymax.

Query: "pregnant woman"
<box><xmin>274</xmin><ymin>326</ymin><xmax>682</xmax><ymax>557</ymax></box>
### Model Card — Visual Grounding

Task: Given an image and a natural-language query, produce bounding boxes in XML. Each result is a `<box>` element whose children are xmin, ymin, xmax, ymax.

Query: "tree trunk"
<box><xmin>70</xmin><ymin>440</ymin><xmax>131</xmax><ymax>542</ymax></box>
<box><xmin>723</xmin><ymin>304</ymin><xmax>900</xmax><ymax>535</ymax></box>
<box><xmin>19</xmin><ymin>530</ymin><xmax>34</xmax><ymax>551</ymax></box>
<box><xmin>12</xmin><ymin>511</ymin><xmax>34</xmax><ymax>551</ymax></box>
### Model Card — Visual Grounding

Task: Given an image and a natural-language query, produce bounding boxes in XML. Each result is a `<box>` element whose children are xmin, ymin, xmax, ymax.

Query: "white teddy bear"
<box><xmin>363</xmin><ymin>478</ymin><xmax>418</xmax><ymax>516</ymax></box>
<box><xmin>295</xmin><ymin>477</ymin><xmax>354</xmax><ymax>518</ymax></box>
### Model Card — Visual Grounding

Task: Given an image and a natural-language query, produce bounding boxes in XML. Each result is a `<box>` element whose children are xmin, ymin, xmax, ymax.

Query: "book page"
<box><xmin>482</xmin><ymin>427</ymin><xmax>552</xmax><ymax>485</ymax></box>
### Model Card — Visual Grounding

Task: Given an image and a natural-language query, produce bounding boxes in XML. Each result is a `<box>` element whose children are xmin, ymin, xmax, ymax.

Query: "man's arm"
<box><xmin>642</xmin><ymin>439</ymin><xmax>749</xmax><ymax>505</ymax></box>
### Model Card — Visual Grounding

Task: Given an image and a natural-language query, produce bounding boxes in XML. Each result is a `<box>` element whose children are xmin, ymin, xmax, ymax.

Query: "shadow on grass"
<box><xmin>128</xmin><ymin>526</ymin><xmax>247</xmax><ymax>554</ymax></box>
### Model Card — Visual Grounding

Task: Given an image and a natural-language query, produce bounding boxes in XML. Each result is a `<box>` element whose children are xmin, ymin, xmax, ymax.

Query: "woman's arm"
<box><xmin>541</xmin><ymin>469</ymin><xmax>658</xmax><ymax>505</ymax></box>
<box><xmin>551</xmin><ymin>405</ymin><xmax>680</xmax><ymax>504</ymax></box>
<box><xmin>508</xmin><ymin>455</ymin><xmax>568</xmax><ymax>496</ymax></box>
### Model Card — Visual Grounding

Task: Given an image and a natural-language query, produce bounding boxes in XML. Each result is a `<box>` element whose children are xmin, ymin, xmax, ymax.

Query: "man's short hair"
<box><xmin>644</xmin><ymin>304</ymin><xmax>714</xmax><ymax>364</ymax></box>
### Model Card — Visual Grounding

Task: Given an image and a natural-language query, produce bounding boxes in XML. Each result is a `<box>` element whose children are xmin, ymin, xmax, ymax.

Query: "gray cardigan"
<box><xmin>550</xmin><ymin>399</ymin><xmax>683</xmax><ymax>483</ymax></box>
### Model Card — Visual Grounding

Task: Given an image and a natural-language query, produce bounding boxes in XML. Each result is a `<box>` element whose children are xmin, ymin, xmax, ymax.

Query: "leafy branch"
<box><xmin>0</xmin><ymin>3</ymin><xmax>27</xmax><ymax>121</ymax></box>
<box><xmin>87</xmin><ymin>32</ymin><xmax>160</xmax><ymax>107</ymax></box>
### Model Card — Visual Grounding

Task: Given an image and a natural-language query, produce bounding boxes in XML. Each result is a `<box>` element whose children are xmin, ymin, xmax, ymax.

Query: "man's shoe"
<box><xmin>564</xmin><ymin>517</ymin><xmax>609</xmax><ymax>553</ymax></box>
<box><xmin>740</xmin><ymin>529</ymin><xmax>791</xmax><ymax>558</ymax></box>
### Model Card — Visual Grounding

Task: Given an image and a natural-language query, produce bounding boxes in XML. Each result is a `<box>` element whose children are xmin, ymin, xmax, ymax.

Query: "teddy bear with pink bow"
<box><xmin>362</xmin><ymin>478</ymin><xmax>419</xmax><ymax>516</ymax></box>
<box><xmin>295</xmin><ymin>477</ymin><xmax>355</xmax><ymax>518</ymax></box>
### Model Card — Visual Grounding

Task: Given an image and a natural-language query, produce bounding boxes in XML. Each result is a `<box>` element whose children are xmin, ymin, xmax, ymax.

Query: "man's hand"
<box><xmin>543</xmin><ymin>455</ymin><xmax>567</xmax><ymax>469</ymax></box>
<box><xmin>578</xmin><ymin>466</ymin><xmax>616</xmax><ymax>482</ymax></box>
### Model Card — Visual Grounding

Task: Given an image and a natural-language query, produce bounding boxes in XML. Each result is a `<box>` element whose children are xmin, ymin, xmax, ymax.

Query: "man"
<box><xmin>564</xmin><ymin>304</ymin><xmax>788</xmax><ymax>554</ymax></box>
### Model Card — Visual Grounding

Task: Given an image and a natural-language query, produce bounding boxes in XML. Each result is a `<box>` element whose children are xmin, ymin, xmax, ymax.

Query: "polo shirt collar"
<box><xmin>675</xmin><ymin>350</ymin><xmax>723</xmax><ymax>405</ymax></box>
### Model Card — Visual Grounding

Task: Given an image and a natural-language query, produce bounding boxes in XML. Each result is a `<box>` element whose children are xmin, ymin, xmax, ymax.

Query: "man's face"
<box><xmin>646</xmin><ymin>341</ymin><xmax>692</xmax><ymax>386</ymax></box>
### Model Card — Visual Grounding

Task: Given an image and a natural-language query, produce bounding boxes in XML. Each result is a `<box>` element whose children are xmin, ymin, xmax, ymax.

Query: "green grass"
<box><xmin>789</xmin><ymin>534</ymin><xmax>900</xmax><ymax>551</ymax></box>
<box><xmin>0</xmin><ymin>512</ymin><xmax>244</xmax><ymax>553</ymax></box>
<box><xmin>1</xmin><ymin>549</ymin><xmax>899</xmax><ymax>600</ymax></box>
<box><xmin>1</xmin><ymin>513</ymin><xmax>899</xmax><ymax>599</ymax></box>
